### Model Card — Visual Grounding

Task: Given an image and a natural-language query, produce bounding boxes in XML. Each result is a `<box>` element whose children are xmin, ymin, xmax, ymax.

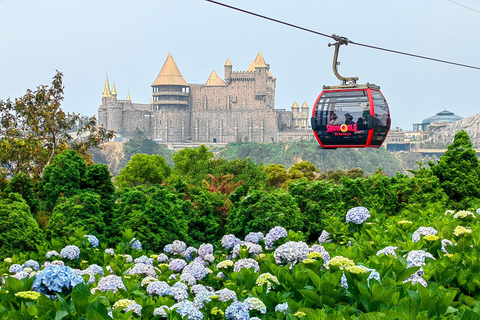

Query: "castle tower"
<box><xmin>151</xmin><ymin>53</ymin><xmax>190</xmax><ymax>142</ymax></box>
<box><xmin>102</xmin><ymin>74</ymin><xmax>112</xmax><ymax>105</ymax></box>
<box><xmin>151</xmin><ymin>53</ymin><xmax>190</xmax><ymax>110</ymax></box>
<box><xmin>291</xmin><ymin>102</ymin><xmax>300</xmax><ymax>129</ymax></box>
<box><xmin>224</xmin><ymin>59</ymin><xmax>232</xmax><ymax>84</ymax></box>
<box><xmin>111</xmin><ymin>81</ymin><xmax>117</xmax><ymax>97</ymax></box>
<box><xmin>301</xmin><ymin>102</ymin><xmax>310</xmax><ymax>129</ymax></box>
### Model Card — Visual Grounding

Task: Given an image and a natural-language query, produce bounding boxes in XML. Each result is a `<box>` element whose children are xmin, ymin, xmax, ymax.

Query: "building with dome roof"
<box><xmin>413</xmin><ymin>110</ymin><xmax>463</xmax><ymax>132</ymax></box>
<box><xmin>98</xmin><ymin>53</ymin><xmax>311</xmax><ymax>143</ymax></box>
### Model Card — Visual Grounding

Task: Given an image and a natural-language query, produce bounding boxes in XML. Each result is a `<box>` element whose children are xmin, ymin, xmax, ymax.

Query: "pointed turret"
<box><xmin>224</xmin><ymin>59</ymin><xmax>232</xmax><ymax>66</ymax></box>
<box><xmin>253</xmin><ymin>52</ymin><xmax>268</xmax><ymax>68</ymax></box>
<box><xmin>301</xmin><ymin>102</ymin><xmax>309</xmax><ymax>111</ymax></box>
<box><xmin>205</xmin><ymin>70</ymin><xmax>227</xmax><ymax>87</ymax></box>
<box><xmin>291</xmin><ymin>102</ymin><xmax>299</xmax><ymax>109</ymax></box>
<box><xmin>152</xmin><ymin>53</ymin><xmax>188</xmax><ymax>86</ymax></box>
<box><xmin>111</xmin><ymin>81</ymin><xmax>117</xmax><ymax>96</ymax></box>
<box><xmin>127</xmin><ymin>90</ymin><xmax>131</xmax><ymax>101</ymax></box>
<box><xmin>102</xmin><ymin>74</ymin><xmax>111</xmax><ymax>97</ymax></box>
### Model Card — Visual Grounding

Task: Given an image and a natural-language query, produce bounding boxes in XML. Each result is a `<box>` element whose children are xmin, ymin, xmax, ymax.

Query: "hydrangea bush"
<box><xmin>1</xmin><ymin>204</ymin><xmax>480</xmax><ymax>319</ymax></box>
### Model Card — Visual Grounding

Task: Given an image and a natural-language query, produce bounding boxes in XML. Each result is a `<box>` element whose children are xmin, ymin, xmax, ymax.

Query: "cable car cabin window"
<box><xmin>370</xmin><ymin>91</ymin><xmax>391</xmax><ymax>146</ymax></box>
<box><xmin>313</xmin><ymin>90</ymin><xmax>371</xmax><ymax>146</ymax></box>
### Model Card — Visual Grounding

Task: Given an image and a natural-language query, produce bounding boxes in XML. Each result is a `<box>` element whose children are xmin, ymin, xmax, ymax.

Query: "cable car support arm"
<box><xmin>328</xmin><ymin>35</ymin><xmax>358</xmax><ymax>86</ymax></box>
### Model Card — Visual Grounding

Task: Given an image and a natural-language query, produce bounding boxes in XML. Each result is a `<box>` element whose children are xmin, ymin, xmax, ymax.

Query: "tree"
<box><xmin>4</xmin><ymin>172</ymin><xmax>39</xmax><ymax>213</ymax></box>
<box><xmin>115</xmin><ymin>154</ymin><xmax>172</xmax><ymax>190</ymax></box>
<box><xmin>429</xmin><ymin>130</ymin><xmax>480</xmax><ymax>205</ymax></box>
<box><xmin>170</xmin><ymin>145</ymin><xmax>214</xmax><ymax>186</ymax></box>
<box><xmin>115</xmin><ymin>186</ymin><xmax>191</xmax><ymax>251</ymax></box>
<box><xmin>39</xmin><ymin>149</ymin><xmax>87</xmax><ymax>211</ymax></box>
<box><xmin>226</xmin><ymin>188</ymin><xmax>304</xmax><ymax>237</ymax></box>
<box><xmin>46</xmin><ymin>191</ymin><xmax>106</xmax><ymax>242</ymax></box>
<box><xmin>0</xmin><ymin>193</ymin><xmax>46</xmax><ymax>259</ymax></box>
<box><xmin>0</xmin><ymin>71</ymin><xmax>114</xmax><ymax>179</ymax></box>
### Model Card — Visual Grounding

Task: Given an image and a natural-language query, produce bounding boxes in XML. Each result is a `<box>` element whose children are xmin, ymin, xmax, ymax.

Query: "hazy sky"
<box><xmin>1</xmin><ymin>0</ymin><xmax>479</xmax><ymax>130</ymax></box>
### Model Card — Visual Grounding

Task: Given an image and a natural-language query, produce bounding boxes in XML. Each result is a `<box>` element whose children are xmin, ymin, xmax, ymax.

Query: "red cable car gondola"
<box><xmin>311</xmin><ymin>36</ymin><xmax>391</xmax><ymax>148</ymax></box>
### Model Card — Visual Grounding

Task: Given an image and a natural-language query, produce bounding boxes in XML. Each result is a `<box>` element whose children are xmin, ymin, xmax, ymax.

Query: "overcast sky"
<box><xmin>1</xmin><ymin>0</ymin><xmax>479</xmax><ymax>130</ymax></box>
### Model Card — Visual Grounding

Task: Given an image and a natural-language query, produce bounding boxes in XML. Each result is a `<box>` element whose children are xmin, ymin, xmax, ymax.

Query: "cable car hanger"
<box><xmin>328</xmin><ymin>35</ymin><xmax>358</xmax><ymax>86</ymax></box>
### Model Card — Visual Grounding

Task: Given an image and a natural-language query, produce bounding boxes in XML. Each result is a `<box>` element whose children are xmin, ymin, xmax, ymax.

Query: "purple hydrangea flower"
<box><xmin>194</xmin><ymin>290</ymin><xmax>215</xmax><ymax>309</ymax></box>
<box><xmin>346</xmin><ymin>207</ymin><xmax>370</xmax><ymax>224</ymax></box>
<box><xmin>93</xmin><ymin>275</ymin><xmax>126</xmax><ymax>293</ymax></box>
<box><xmin>245</xmin><ymin>232</ymin><xmax>264</xmax><ymax>244</ymax></box>
<box><xmin>191</xmin><ymin>284</ymin><xmax>208</xmax><ymax>295</ymax></box>
<box><xmin>157</xmin><ymin>253</ymin><xmax>169</xmax><ymax>263</ymax></box>
<box><xmin>264</xmin><ymin>226</ymin><xmax>288</xmax><ymax>249</ymax></box>
<box><xmin>441</xmin><ymin>239</ymin><xmax>453</xmax><ymax>253</ymax></box>
<box><xmin>170</xmin><ymin>240</ymin><xmax>187</xmax><ymax>255</ymax></box>
<box><xmin>85</xmin><ymin>264</ymin><xmax>104</xmax><ymax>276</ymax></box>
<box><xmin>147</xmin><ymin>281</ymin><xmax>172</xmax><ymax>296</ymax></box>
<box><xmin>405</xmin><ymin>250</ymin><xmax>436</xmax><ymax>268</ymax></box>
<box><xmin>309</xmin><ymin>245</ymin><xmax>331</xmax><ymax>264</ymax></box>
<box><xmin>318</xmin><ymin>230</ymin><xmax>332</xmax><ymax>244</ymax></box>
<box><xmin>233</xmin><ymin>258</ymin><xmax>260</xmax><ymax>273</ymax></box>
<box><xmin>198</xmin><ymin>243</ymin><xmax>214</xmax><ymax>257</ymax></box>
<box><xmin>153</xmin><ymin>305</ymin><xmax>170</xmax><ymax>317</ymax></box>
<box><xmin>275</xmin><ymin>302</ymin><xmax>289</xmax><ymax>312</ymax></box>
<box><xmin>126</xmin><ymin>263</ymin><xmax>157</xmax><ymax>277</ymax></box>
<box><xmin>180</xmin><ymin>272</ymin><xmax>197</xmax><ymax>286</ymax></box>
<box><xmin>182</xmin><ymin>262</ymin><xmax>207</xmax><ymax>280</ymax></box>
<box><xmin>216</xmin><ymin>288</ymin><xmax>237</xmax><ymax>302</ymax></box>
<box><xmin>222</xmin><ymin>234</ymin><xmax>241</xmax><ymax>250</ymax></box>
<box><xmin>134</xmin><ymin>255</ymin><xmax>154</xmax><ymax>265</ymax></box>
<box><xmin>232</xmin><ymin>242</ymin><xmax>263</xmax><ymax>258</ymax></box>
<box><xmin>169</xmin><ymin>259</ymin><xmax>188</xmax><ymax>272</ymax></box>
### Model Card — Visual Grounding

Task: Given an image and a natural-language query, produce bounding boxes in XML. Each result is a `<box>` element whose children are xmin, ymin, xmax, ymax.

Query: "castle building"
<box><xmin>98</xmin><ymin>53</ymin><xmax>312</xmax><ymax>143</ymax></box>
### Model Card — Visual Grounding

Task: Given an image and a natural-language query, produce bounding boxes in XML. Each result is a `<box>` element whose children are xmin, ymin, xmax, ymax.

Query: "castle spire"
<box><xmin>224</xmin><ymin>59</ymin><xmax>232</xmax><ymax>66</ymax></box>
<box><xmin>127</xmin><ymin>90</ymin><xmax>131</xmax><ymax>101</ymax></box>
<box><xmin>253</xmin><ymin>52</ymin><xmax>268</xmax><ymax>68</ymax></box>
<box><xmin>111</xmin><ymin>81</ymin><xmax>117</xmax><ymax>96</ymax></box>
<box><xmin>152</xmin><ymin>53</ymin><xmax>189</xmax><ymax>86</ymax></box>
<box><xmin>102</xmin><ymin>74</ymin><xmax>111</xmax><ymax>97</ymax></box>
<box><xmin>205</xmin><ymin>70</ymin><xmax>227</xmax><ymax>87</ymax></box>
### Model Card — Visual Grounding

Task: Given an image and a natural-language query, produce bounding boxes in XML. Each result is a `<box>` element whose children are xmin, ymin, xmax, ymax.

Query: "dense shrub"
<box><xmin>0</xmin><ymin>193</ymin><xmax>45</xmax><ymax>259</ymax></box>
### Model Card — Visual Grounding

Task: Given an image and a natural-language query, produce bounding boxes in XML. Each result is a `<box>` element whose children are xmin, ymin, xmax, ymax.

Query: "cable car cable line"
<box><xmin>447</xmin><ymin>0</ymin><xmax>480</xmax><ymax>14</ymax></box>
<box><xmin>205</xmin><ymin>0</ymin><xmax>480</xmax><ymax>71</ymax></box>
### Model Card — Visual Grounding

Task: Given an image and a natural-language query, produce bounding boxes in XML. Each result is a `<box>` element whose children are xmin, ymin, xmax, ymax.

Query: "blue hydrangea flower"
<box><xmin>190</xmin><ymin>284</ymin><xmax>208</xmax><ymax>295</ymax></box>
<box><xmin>180</xmin><ymin>272</ymin><xmax>197</xmax><ymax>286</ymax></box>
<box><xmin>183</xmin><ymin>246</ymin><xmax>198</xmax><ymax>261</ymax></box>
<box><xmin>264</xmin><ymin>226</ymin><xmax>288</xmax><ymax>249</ymax></box>
<box><xmin>129</xmin><ymin>238</ymin><xmax>142</xmax><ymax>250</ymax></box>
<box><xmin>198</xmin><ymin>243</ymin><xmax>214</xmax><ymax>257</ymax></box>
<box><xmin>194</xmin><ymin>290</ymin><xmax>215</xmax><ymax>309</ymax></box>
<box><xmin>164</xmin><ymin>244</ymin><xmax>172</xmax><ymax>253</ymax></box>
<box><xmin>244</xmin><ymin>297</ymin><xmax>266</xmax><ymax>314</ymax></box>
<box><xmin>9</xmin><ymin>264</ymin><xmax>23</xmax><ymax>273</ymax></box>
<box><xmin>275</xmin><ymin>302</ymin><xmax>289</xmax><ymax>312</ymax></box>
<box><xmin>225</xmin><ymin>301</ymin><xmax>250</xmax><ymax>320</ymax></box>
<box><xmin>233</xmin><ymin>242</ymin><xmax>263</xmax><ymax>258</ymax></box>
<box><xmin>274</xmin><ymin>241</ymin><xmax>309</xmax><ymax>266</ymax></box>
<box><xmin>172</xmin><ymin>286</ymin><xmax>189</xmax><ymax>301</ymax></box>
<box><xmin>84</xmin><ymin>235</ymin><xmax>99</xmax><ymax>248</ymax></box>
<box><xmin>309</xmin><ymin>245</ymin><xmax>330</xmax><ymax>264</ymax></box>
<box><xmin>376</xmin><ymin>246</ymin><xmax>398</xmax><ymax>258</ymax></box>
<box><xmin>216</xmin><ymin>288</ymin><xmax>237</xmax><ymax>302</ymax></box>
<box><xmin>147</xmin><ymin>281</ymin><xmax>172</xmax><ymax>296</ymax></box>
<box><xmin>346</xmin><ymin>207</ymin><xmax>370</xmax><ymax>224</ymax></box>
<box><xmin>245</xmin><ymin>232</ymin><xmax>264</xmax><ymax>244</ymax></box>
<box><xmin>234</xmin><ymin>258</ymin><xmax>260</xmax><ymax>273</ymax></box>
<box><xmin>32</xmin><ymin>265</ymin><xmax>84</xmax><ymax>294</ymax></box>
<box><xmin>441</xmin><ymin>239</ymin><xmax>453</xmax><ymax>253</ymax></box>
<box><xmin>172</xmin><ymin>300</ymin><xmax>203</xmax><ymax>320</ymax></box>
<box><xmin>412</xmin><ymin>227</ymin><xmax>438</xmax><ymax>243</ymax></box>
<box><xmin>46</xmin><ymin>250</ymin><xmax>60</xmax><ymax>259</ymax></box>
<box><xmin>12</xmin><ymin>271</ymin><xmax>30</xmax><ymax>280</ymax></box>
<box><xmin>125</xmin><ymin>303</ymin><xmax>142</xmax><ymax>317</ymax></box>
<box><xmin>222</xmin><ymin>234</ymin><xmax>241</xmax><ymax>250</ymax></box>
<box><xmin>23</xmin><ymin>260</ymin><xmax>40</xmax><ymax>270</ymax></box>
<box><xmin>85</xmin><ymin>264</ymin><xmax>104</xmax><ymax>276</ymax></box>
<box><xmin>126</xmin><ymin>263</ymin><xmax>157</xmax><ymax>277</ymax></box>
<box><xmin>318</xmin><ymin>230</ymin><xmax>332</xmax><ymax>244</ymax></box>
<box><xmin>60</xmin><ymin>245</ymin><xmax>81</xmax><ymax>260</ymax></box>
<box><xmin>341</xmin><ymin>272</ymin><xmax>348</xmax><ymax>289</ymax></box>
<box><xmin>104</xmin><ymin>248</ymin><xmax>115</xmax><ymax>256</ymax></box>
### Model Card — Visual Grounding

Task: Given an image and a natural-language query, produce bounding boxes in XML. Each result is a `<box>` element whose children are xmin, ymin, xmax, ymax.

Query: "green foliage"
<box><xmin>122</xmin><ymin>129</ymin><xmax>174</xmax><ymax>166</ymax></box>
<box><xmin>0</xmin><ymin>193</ymin><xmax>45</xmax><ymax>259</ymax></box>
<box><xmin>115</xmin><ymin>153</ymin><xmax>171</xmax><ymax>190</ymax></box>
<box><xmin>39</xmin><ymin>149</ymin><xmax>87</xmax><ymax>211</ymax></box>
<box><xmin>5</xmin><ymin>172</ymin><xmax>39</xmax><ymax>213</ymax></box>
<box><xmin>227</xmin><ymin>188</ymin><xmax>304</xmax><ymax>237</ymax></box>
<box><xmin>430</xmin><ymin>131</ymin><xmax>480</xmax><ymax>207</ymax></box>
<box><xmin>0</xmin><ymin>71</ymin><xmax>114</xmax><ymax>180</ymax></box>
<box><xmin>115</xmin><ymin>186</ymin><xmax>191</xmax><ymax>251</ymax></box>
<box><xmin>46</xmin><ymin>191</ymin><xmax>105</xmax><ymax>242</ymax></box>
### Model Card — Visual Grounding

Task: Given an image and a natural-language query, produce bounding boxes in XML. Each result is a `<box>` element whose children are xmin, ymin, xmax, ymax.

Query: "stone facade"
<box><xmin>98</xmin><ymin>53</ymin><xmax>312</xmax><ymax>143</ymax></box>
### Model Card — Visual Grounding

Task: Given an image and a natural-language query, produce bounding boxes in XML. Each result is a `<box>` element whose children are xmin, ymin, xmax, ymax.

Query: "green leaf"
<box><xmin>397</xmin><ymin>298</ymin><xmax>419</xmax><ymax>320</ymax></box>
<box><xmin>298</xmin><ymin>289</ymin><xmax>323</xmax><ymax>307</ymax></box>
<box><xmin>72</xmin><ymin>283</ymin><xmax>90</xmax><ymax>314</ymax></box>
<box><xmin>55</xmin><ymin>309</ymin><xmax>69</xmax><ymax>320</ymax></box>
